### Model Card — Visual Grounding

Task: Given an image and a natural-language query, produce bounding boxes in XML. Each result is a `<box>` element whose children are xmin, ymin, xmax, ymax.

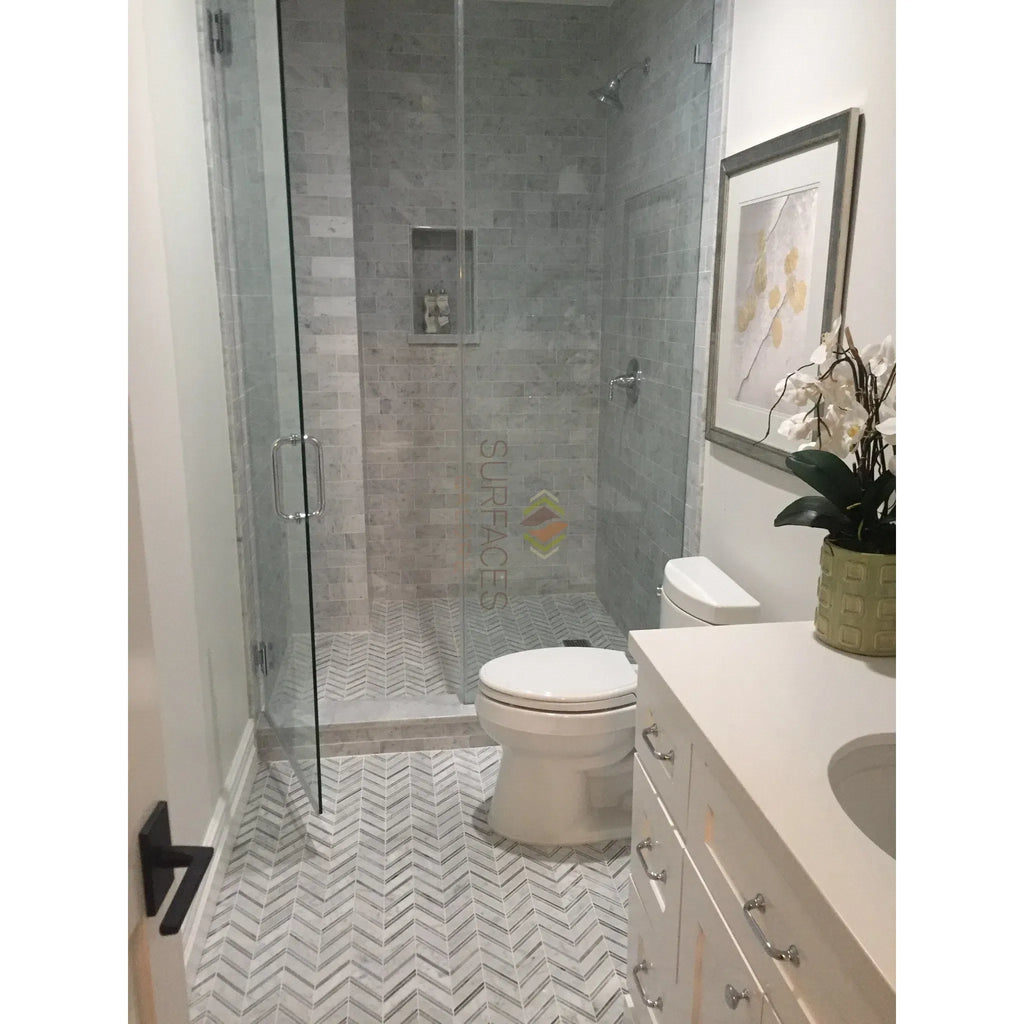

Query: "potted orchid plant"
<box><xmin>767</xmin><ymin>318</ymin><xmax>896</xmax><ymax>654</ymax></box>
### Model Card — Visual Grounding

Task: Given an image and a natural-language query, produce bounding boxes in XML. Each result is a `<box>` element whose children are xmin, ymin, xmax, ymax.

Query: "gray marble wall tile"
<box><xmin>595</xmin><ymin>0</ymin><xmax>715</xmax><ymax>634</ymax></box>
<box><xmin>460</xmin><ymin>0</ymin><xmax>609</xmax><ymax>608</ymax></box>
<box><xmin>281</xmin><ymin>0</ymin><xmax>371</xmax><ymax>631</ymax></box>
<box><xmin>345</xmin><ymin>0</ymin><xmax>463</xmax><ymax>602</ymax></box>
<box><xmin>346</xmin><ymin>0</ymin><xmax>612</xmax><ymax>607</ymax></box>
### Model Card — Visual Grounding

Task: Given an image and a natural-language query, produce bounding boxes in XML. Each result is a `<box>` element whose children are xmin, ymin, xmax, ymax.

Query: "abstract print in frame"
<box><xmin>706</xmin><ymin>109</ymin><xmax>861</xmax><ymax>469</ymax></box>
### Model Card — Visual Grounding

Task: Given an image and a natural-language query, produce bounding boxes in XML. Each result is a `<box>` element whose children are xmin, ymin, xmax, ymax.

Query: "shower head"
<box><xmin>589</xmin><ymin>57</ymin><xmax>651</xmax><ymax>111</ymax></box>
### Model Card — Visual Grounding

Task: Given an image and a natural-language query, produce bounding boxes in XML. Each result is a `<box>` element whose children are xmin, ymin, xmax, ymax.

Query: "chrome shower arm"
<box><xmin>612</xmin><ymin>57</ymin><xmax>651</xmax><ymax>83</ymax></box>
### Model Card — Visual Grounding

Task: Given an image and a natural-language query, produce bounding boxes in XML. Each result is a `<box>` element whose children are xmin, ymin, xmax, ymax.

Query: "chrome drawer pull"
<box><xmin>724</xmin><ymin>984</ymin><xmax>750</xmax><ymax>1010</ymax></box>
<box><xmin>742</xmin><ymin>893</ymin><xmax>800</xmax><ymax>965</ymax></box>
<box><xmin>635</xmin><ymin>838</ymin><xmax>667</xmax><ymax>882</ymax></box>
<box><xmin>632</xmin><ymin>960</ymin><xmax>663</xmax><ymax>1010</ymax></box>
<box><xmin>641</xmin><ymin>723</ymin><xmax>675</xmax><ymax>762</ymax></box>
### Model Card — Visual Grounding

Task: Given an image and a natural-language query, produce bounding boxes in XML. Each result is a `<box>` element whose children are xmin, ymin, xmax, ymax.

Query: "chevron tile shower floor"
<box><xmin>269</xmin><ymin>595</ymin><xmax>625</xmax><ymax>717</ymax></box>
<box><xmin>190</xmin><ymin>748</ymin><xmax>631</xmax><ymax>1024</ymax></box>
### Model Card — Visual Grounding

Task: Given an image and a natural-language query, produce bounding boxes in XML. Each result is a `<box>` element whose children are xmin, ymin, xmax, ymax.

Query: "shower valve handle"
<box><xmin>608</xmin><ymin>358</ymin><xmax>641</xmax><ymax>403</ymax></box>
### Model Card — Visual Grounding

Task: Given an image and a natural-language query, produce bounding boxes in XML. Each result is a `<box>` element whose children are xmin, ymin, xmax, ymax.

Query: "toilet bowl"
<box><xmin>475</xmin><ymin>557</ymin><xmax>760</xmax><ymax>846</ymax></box>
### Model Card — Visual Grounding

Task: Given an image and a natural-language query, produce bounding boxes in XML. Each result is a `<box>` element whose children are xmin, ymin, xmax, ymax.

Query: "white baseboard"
<box><xmin>182</xmin><ymin>717</ymin><xmax>258</xmax><ymax>983</ymax></box>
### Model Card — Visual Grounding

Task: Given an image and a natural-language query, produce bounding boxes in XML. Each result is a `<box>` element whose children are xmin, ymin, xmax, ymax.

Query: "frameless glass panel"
<box><xmin>593</xmin><ymin>0</ymin><xmax>715</xmax><ymax>634</ymax></box>
<box><xmin>275</xmin><ymin>0</ymin><xmax>466</xmax><ymax>722</ymax></box>
<box><xmin>200</xmin><ymin>0</ymin><xmax>322</xmax><ymax>810</ymax></box>
<box><xmin>459</xmin><ymin>0</ymin><xmax>716</xmax><ymax>699</ymax></box>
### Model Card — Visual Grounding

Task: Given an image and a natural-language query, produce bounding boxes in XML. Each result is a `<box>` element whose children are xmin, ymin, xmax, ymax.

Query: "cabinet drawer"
<box><xmin>631</xmin><ymin>759</ymin><xmax>685</xmax><ymax>947</ymax></box>
<box><xmin>687</xmin><ymin>758</ymin><xmax>892</xmax><ymax>1024</ymax></box>
<box><xmin>627</xmin><ymin>879</ymin><xmax>681</xmax><ymax>1024</ymax></box>
<box><xmin>677</xmin><ymin>845</ymin><xmax>765</xmax><ymax>1024</ymax></box>
<box><xmin>635</xmin><ymin>664</ymin><xmax>693</xmax><ymax>834</ymax></box>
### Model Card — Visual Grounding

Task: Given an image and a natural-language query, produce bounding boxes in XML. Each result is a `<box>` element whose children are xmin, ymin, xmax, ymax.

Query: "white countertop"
<box><xmin>628</xmin><ymin>620</ymin><xmax>895</xmax><ymax>992</ymax></box>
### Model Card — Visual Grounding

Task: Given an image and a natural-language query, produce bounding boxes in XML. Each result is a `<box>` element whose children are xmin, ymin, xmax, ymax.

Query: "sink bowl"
<box><xmin>828</xmin><ymin>734</ymin><xmax>895</xmax><ymax>859</ymax></box>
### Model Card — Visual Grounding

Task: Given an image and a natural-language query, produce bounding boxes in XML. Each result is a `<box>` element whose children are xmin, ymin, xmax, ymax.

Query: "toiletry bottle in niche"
<box><xmin>424</xmin><ymin>288</ymin><xmax>438</xmax><ymax>334</ymax></box>
<box><xmin>436</xmin><ymin>286</ymin><xmax>451</xmax><ymax>334</ymax></box>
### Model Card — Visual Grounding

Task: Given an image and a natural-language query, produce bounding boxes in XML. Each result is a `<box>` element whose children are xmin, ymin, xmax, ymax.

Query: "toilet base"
<box><xmin>487</xmin><ymin>748</ymin><xmax>633</xmax><ymax>846</ymax></box>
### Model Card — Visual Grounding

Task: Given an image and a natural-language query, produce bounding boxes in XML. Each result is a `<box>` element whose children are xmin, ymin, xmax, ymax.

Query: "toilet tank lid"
<box><xmin>662</xmin><ymin>557</ymin><xmax>760</xmax><ymax>625</ymax></box>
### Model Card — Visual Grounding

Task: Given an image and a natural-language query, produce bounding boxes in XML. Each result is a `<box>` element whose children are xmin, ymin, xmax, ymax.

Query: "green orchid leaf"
<box><xmin>784</xmin><ymin>450</ymin><xmax>863</xmax><ymax>510</ymax></box>
<box><xmin>870</xmin><ymin>521</ymin><xmax>896</xmax><ymax>554</ymax></box>
<box><xmin>774</xmin><ymin>495</ymin><xmax>852</xmax><ymax>533</ymax></box>
<box><xmin>862</xmin><ymin>471</ymin><xmax>896</xmax><ymax>513</ymax></box>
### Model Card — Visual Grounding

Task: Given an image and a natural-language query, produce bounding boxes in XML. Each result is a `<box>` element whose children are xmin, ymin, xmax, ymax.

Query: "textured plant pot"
<box><xmin>814</xmin><ymin>540</ymin><xmax>896</xmax><ymax>656</ymax></box>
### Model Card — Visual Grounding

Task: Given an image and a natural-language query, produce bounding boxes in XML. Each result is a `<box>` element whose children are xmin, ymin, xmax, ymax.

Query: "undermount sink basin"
<box><xmin>828</xmin><ymin>734</ymin><xmax>895</xmax><ymax>859</ymax></box>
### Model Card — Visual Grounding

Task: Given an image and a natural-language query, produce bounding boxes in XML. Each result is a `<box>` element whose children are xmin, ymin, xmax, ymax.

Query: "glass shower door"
<box><xmin>201</xmin><ymin>0</ymin><xmax>323</xmax><ymax>811</ymax></box>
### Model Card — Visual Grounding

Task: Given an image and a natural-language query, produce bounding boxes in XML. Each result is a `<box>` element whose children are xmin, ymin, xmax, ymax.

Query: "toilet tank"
<box><xmin>659</xmin><ymin>557</ymin><xmax>760</xmax><ymax>627</ymax></box>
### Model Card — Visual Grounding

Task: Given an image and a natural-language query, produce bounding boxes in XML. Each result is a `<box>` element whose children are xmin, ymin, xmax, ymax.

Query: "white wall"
<box><xmin>129</xmin><ymin>0</ymin><xmax>251</xmax><ymax>849</ymax></box>
<box><xmin>699</xmin><ymin>0</ymin><xmax>896</xmax><ymax>620</ymax></box>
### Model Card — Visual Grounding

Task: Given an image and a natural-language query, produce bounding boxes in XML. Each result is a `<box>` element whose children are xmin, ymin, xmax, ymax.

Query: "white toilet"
<box><xmin>475</xmin><ymin>557</ymin><xmax>760</xmax><ymax>845</ymax></box>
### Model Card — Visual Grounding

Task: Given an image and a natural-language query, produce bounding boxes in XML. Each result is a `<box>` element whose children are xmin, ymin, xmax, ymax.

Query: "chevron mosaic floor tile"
<box><xmin>190</xmin><ymin>747</ymin><xmax>631</xmax><ymax>1024</ymax></box>
<box><xmin>268</xmin><ymin>595</ymin><xmax>625</xmax><ymax>721</ymax></box>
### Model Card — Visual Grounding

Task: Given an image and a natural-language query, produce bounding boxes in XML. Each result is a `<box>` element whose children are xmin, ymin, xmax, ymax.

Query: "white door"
<box><xmin>129</xmin><ymin>435</ymin><xmax>191</xmax><ymax>1024</ymax></box>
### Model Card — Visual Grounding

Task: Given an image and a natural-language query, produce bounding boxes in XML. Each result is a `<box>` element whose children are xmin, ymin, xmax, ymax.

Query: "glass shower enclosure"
<box><xmin>201</xmin><ymin>0</ymin><xmax>715</xmax><ymax>809</ymax></box>
<box><xmin>199</xmin><ymin>0</ymin><xmax>324</xmax><ymax>810</ymax></box>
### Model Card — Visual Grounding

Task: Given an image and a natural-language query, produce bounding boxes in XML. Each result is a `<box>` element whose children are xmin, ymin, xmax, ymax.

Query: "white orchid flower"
<box><xmin>815</xmin><ymin>372</ymin><xmax>857</xmax><ymax>407</ymax></box>
<box><xmin>809</xmin><ymin>342</ymin><xmax>829</xmax><ymax>365</ymax></box>
<box><xmin>859</xmin><ymin>334</ymin><xmax>896</xmax><ymax>378</ymax></box>
<box><xmin>778</xmin><ymin>411</ymin><xmax>818</xmax><ymax>442</ymax></box>
<box><xmin>774</xmin><ymin>367</ymin><xmax>821</xmax><ymax>406</ymax></box>
<box><xmin>815</xmin><ymin>396</ymin><xmax>869</xmax><ymax>459</ymax></box>
<box><xmin>877</xmin><ymin>416</ymin><xmax>896</xmax><ymax>446</ymax></box>
<box><xmin>821</xmin><ymin>316</ymin><xmax>843</xmax><ymax>349</ymax></box>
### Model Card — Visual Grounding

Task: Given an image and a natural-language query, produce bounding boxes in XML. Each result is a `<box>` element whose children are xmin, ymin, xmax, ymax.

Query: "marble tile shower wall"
<box><xmin>281</xmin><ymin>0</ymin><xmax>371</xmax><ymax>631</ymax></box>
<box><xmin>595</xmin><ymin>0</ymin><xmax>713</xmax><ymax>633</ymax></box>
<box><xmin>461</xmin><ymin>0</ymin><xmax>609</xmax><ymax>601</ymax></box>
<box><xmin>278</xmin><ymin>0</ymin><xmax>715</xmax><ymax>627</ymax></box>
<box><xmin>199</xmin><ymin>0</ymin><xmax>290</xmax><ymax>711</ymax></box>
<box><xmin>344</xmin><ymin>0</ymin><xmax>611</xmax><ymax>604</ymax></box>
<box><xmin>345</xmin><ymin>0</ymin><xmax>463</xmax><ymax>603</ymax></box>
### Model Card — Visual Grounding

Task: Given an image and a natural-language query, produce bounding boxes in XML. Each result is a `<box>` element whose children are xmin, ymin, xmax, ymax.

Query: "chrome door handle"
<box><xmin>632</xmin><ymin>960</ymin><xmax>663</xmax><ymax>1010</ymax></box>
<box><xmin>724</xmin><ymin>984</ymin><xmax>750</xmax><ymax>1010</ymax></box>
<box><xmin>641</xmin><ymin>723</ymin><xmax>674</xmax><ymax>762</ymax></box>
<box><xmin>742</xmin><ymin>893</ymin><xmax>800</xmax><ymax>965</ymax></box>
<box><xmin>271</xmin><ymin>434</ymin><xmax>325</xmax><ymax>521</ymax></box>
<box><xmin>304</xmin><ymin>434</ymin><xmax>325</xmax><ymax>518</ymax></box>
<box><xmin>635</xmin><ymin>838</ymin><xmax>667</xmax><ymax>882</ymax></box>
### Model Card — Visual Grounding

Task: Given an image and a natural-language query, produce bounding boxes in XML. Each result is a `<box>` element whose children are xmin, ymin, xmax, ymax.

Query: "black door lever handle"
<box><xmin>139</xmin><ymin>800</ymin><xmax>214</xmax><ymax>936</ymax></box>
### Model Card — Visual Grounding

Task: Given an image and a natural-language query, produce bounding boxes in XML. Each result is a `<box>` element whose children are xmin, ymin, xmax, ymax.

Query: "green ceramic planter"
<box><xmin>814</xmin><ymin>540</ymin><xmax>896</xmax><ymax>656</ymax></box>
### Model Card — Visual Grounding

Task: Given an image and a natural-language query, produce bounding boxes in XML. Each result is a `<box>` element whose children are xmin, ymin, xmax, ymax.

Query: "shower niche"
<box><xmin>408</xmin><ymin>227</ymin><xmax>476</xmax><ymax>345</ymax></box>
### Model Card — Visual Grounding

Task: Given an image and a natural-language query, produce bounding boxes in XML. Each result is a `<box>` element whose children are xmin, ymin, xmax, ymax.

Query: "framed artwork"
<box><xmin>706</xmin><ymin>108</ymin><xmax>862</xmax><ymax>469</ymax></box>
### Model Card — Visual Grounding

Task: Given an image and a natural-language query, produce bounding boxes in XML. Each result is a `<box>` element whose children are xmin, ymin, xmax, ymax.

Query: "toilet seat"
<box><xmin>478</xmin><ymin>647</ymin><xmax>637</xmax><ymax>713</ymax></box>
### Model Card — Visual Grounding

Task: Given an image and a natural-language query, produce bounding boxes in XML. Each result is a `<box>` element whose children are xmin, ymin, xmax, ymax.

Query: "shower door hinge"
<box><xmin>693</xmin><ymin>43</ymin><xmax>712</xmax><ymax>65</ymax></box>
<box><xmin>253</xmin><ymin>641</ymin><xmax>269</xmax><ymax>676</ymax></box>
<box><xmin>208</xmin><ymin>9</ymin><xmax>230</xmax><ymax>59</ymax></box>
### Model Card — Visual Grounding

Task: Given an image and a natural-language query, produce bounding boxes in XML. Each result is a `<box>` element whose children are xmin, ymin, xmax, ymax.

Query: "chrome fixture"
<box><xmin>641</xmin><ymin>723</ymin><xmax>674</xmax><ymax>763</ymax></box>
<box><xmin>632</xmin><ymin>961</ymin><xmax>663</xmax><ymax>1010</ymax></box>
<box><xmin>636</xmin><ymin>838</ymin><xmax>667</xmax><ymax>882</ymax></box>
<box><xmin>608</xmin><ymin>357</ymin><xmax>642</xmax><ymax>403</ymax></box>
<box><xmin>271</xmin><ymin>434</ymin><xmax>326</xmax><ymax>521</ymax></box>
<box><xmin>742</xmin><ymin>893</ymin><xmax>801</xmax><ymax>965</ymax></box>
<box><xmin>589</xmin><ymin>57</ymin><xmax>651</xmax><ymax>111</ymax></box>
<box><xmin>724</xmin><ymin>984</ymin><xmax>751</xmax><ymax>1010</ymax></box>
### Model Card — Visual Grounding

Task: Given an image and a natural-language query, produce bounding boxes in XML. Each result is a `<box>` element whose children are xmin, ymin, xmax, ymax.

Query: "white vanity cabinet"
<box><xmin>626</xmin><ymin>622</ymin><xmax>896</xmax><ymax>1024</ymax></box>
